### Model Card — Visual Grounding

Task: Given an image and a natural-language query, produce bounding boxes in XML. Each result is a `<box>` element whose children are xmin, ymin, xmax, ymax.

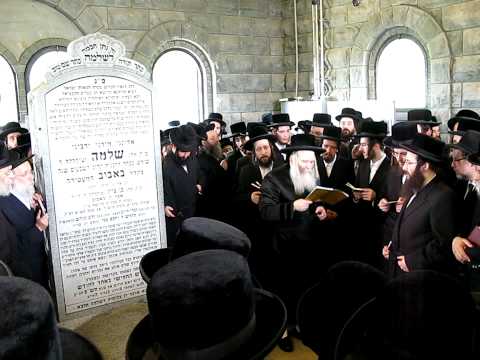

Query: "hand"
<box><xmin>326</xmin><ymin>209</ymin><xmax>338</xmax><ymax>220</ymax></box>
<box><xmin>352</xmin><ymin>190</ymin><xmax>362</xmax><ymax>202</ymax></box>
<box><xmin>395</xmin><ymin>197</ymin><xmax>405</xmax><ymax>213</ymax></box>
<box><xmin>293</xmin><ymin>199</ymin><xmax>312</xmax><ymax>212</ymax></box>
<box><xmin>31</xmin><ymin>192</ymin><xmax>44</xmax><ymax>210</ymax></box>
<box><xmin>315</xmin><ymin>206</ymin><xmax>327</xmax><ymax>220</ymax></box>
<box><xmin>397</xmin><ymin>255</ymin><xmax>409</xmax><ymax>272</ymax></box>
<box><xmin>250</xmin><ymin>191</ymin><xmax>261</xmax><ymax>205</ymax></box>
<box><xmin>360</xmin><ymin>188</ymin><xmax>376</xmax><ymax>202</ymax></box>
<box><xmin>378</xmin><ymin>198</ymin><xmax>390</xmax><ymax>212</ymax></box>
<box><xmin>220</xmin><ymin>159</ymin><xmax>228</xmax><ymax>170</ymax></box>
<box><xmin>452</xmin><ymin>236</ymin><xmax>473</xmax><ymax>264</ymax></box>
<box><xmin>35</xmin><ymin>211</ymin><xmax>48</xmax><ymax>231</ymax></box>
<box><xmin>165</xmin><ymin>206</ymin><xmax>176</xmax><ymax>218</ymax></box>
<box><xmin>382</xmin><ymin>243</ymin><xmax>391</xmax><ymax>259</ymax></box>
<box><xmin>196</xmin><ymin>184</ymin><xmax>202</xmax><ymax>195</ymax></box>
<box><xmin>351</xmin><ymin>144</ymin><xmax>362</xmax><ymax>159</ymax></box>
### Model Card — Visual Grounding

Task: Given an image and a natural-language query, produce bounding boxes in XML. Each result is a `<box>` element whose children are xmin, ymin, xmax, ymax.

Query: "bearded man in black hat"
<box><xmin>0</xmin><ymin>122</ymin><xmax>29</xmax><ymax>150</ymax></box>
<box><xmin>162</xmin><ymin>124</ymin><xmax>201</xmax><ymax>246</ymax></box>
<box><xmin>407</xmin><ymin>108</ymin><xmax>441</xmax><ymax>137</ymax></box>
<box><xmin>259</xmin><ymin>134</ymin><xmax>338</xmax><ymax>351</ymax></box>
<box><xmin>270</xmin><ymin>113</ymin><xmax>295</xmax><ymax>162</ymax></box>
<box><xmin>208</xmin><ymin>112</ymin><xmax>226</xmax><ymax>138</ymax></box>
<box><xmin>386</xmin><ymin>134</ymin><xmax>457</xmax><ymax>278</ymax></box>
<box><xmin>336</xmin><ymin>108</ymin><xmax>361</xmax><ymax>160</ymax></box>
<box><xmin>223</xmin><ymin>121</ymin><xmax>248</xmax><ymax>185</ymax></box>
<box><xmin>309</xmin><ymin>113</ymin><xmax>333</xmax><ymax>144</ymax></box>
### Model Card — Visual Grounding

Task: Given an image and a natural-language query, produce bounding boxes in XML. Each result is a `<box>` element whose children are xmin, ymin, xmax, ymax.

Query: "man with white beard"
<box><xmin>0</xmin><ymin>158</ymin><xmax>49</xmax><ymax>288</ymax></box>
<box><xmin>259</xmin><ymin>134</ymin><xmax>337</xmax><ymax>352</ymax></box>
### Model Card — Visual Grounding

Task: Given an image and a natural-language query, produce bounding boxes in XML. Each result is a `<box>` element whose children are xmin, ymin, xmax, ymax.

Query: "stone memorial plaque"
<box><xmin>28</xmin><ymin>34</ymin><xmax>166</xmax><ymax>320</ymax></box>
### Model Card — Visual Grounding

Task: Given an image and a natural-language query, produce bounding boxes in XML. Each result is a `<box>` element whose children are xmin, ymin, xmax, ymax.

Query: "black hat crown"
<box><xmin>262</xmin><ymin>113</ymin><xmax>273</xmax><ymax>125</ymax></box>
<box><xmin>401</xmin><ymin>133</ymin><xmax>445</xmax><ymax>163</ymax></box>
<box><xmin>451</xmin><ymin>130</ymin><xmax>480</xmax><ymax>155</ymax></box>
<box><xmin>448</xmin><ymin>109</ymin><xmax>480</xmax><ymax>130</ymax></box>
<box><xmin>407</xmin><ymin>109</ymin><xmax>438</xmax><ymax>124</ymax></box>
<box><xmin>171</xmin><ymin>124</ymin><xmax>199</xmax><ymax>152</ymax></box>
<box><xmin>281</xmin><ymin>134</ymin><xmax>325</xmax><ymax>155</ymax></box>
<box><xmin>455</xmin><ymin>118</ymin><xmax>480</xmax><ymax>133</ymax></box>
<box><xmin>384</xmin><ymin>121</ymin><xmax>418</xmax><ymax>148</ymax></box>
<box><xmin>321</xmin><ymin>126</ymin><xmax>342</xmax><ymax>141</ymax></box>
<box><xmin>0</xmin><ymin>122</ymin><xmax>28</xmax><ymax>140</ymax></box>
<box><xmin>356</xmin><ymin>120</ymin><xmax>388</xmax><ymax>138</ymax></box>
<box><xmin>230</xmin><ymin>122</ymin><xmax>247</xmax><ymax>136</ymax></box>
<box><xmin>208</xmin><ymin>112</ymin><xmax>223</xmax><ymax>121</ymax></box>
<box><xmin>271</xmin><ymin>113</ymin><xmax>294</xmax><ymax>127</ymax></box>
<box><xmin>168</xmin><ymin>120</ymin><xmax>180</xmax><ymax>127</ymax></box>
<box><xmin>312</xmin><ymin>113</ymin><xmax>332</xmax><ymax>126</ymax></box>
<box><xmin>335</xmin><ymin>108</ymin><xmax>360</xmax><ymax>122</ymax></box>
<box><xmin>0</xmin><ymin>142</ymin><xmax>15</xmax><ymax>169</ymax></box>
<box><xmin>248</xmin><ymin>123</ymin><xmax>269</xmax><ymax>139</ymax></box>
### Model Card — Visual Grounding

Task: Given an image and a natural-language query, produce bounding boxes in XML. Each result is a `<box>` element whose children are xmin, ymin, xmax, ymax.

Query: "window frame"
<box><xmin>25</xmin><ymin>45</ymin><xmax>67</xmax><ymax>94</ymax></box>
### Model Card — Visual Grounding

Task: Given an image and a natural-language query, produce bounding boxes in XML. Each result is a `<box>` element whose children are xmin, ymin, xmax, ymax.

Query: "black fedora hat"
<box><xmin>0</xmin><ymin>276</ymin><xmax>102</xmax><ymax>360</ymax></box>
<box><xmin>280</xmin><ymin>134</ymin><xmax>325</xmax><ymax>154</ymax></box>
<box><xmin>227</xmin><ymin>122</ymin><xmax>247</xmax><ymax>138</ymax></box>
<box><xmin>335</xmin><ymin>108</ymin><xmax>361</xmax><ymax>123</ymax></box>
<box><xmin>0</xmin><ymin>122</ymin><xmax>28</xmax><ymax>140</ymax></box>
<box><xmin>208</xmin><ymin>112</ymin><xmax>226</xmax><ymax>128</ymax></box>
<box><xmin>270</xmin><ymin>113</ymin><xmax>295</xmax><ymax>128</ymax></box>
<box><xmin>243</xmin><ymin>124</ymin><xmax>274</xmax><ymax>152</ymax></box>
<box><xmin>407</xmin><ymin>108</ymin><xmax>440</xmax><ymax>126</ymax></box>
<box><xmin>448</xmin><ymin>116</ymin><xmax>480</xmax><ymax>136</ymax></box>
<box><xmin>448</xmin><ymin>109</ymin><xmax>480</xmax><ymax>130</ymax></box>
<box><xmin>261</xmin><ymin>113</ymin><xmax>273</xmax><ymax>126</ymax></box>
<box><xmin>312</xmin><ymin>113</ymin><xmax>333</xmax><ymax>128</ymax></box>
<box><xmin>319</xmin><ymin>126</ymin><xmax>342</xmax><ymax>143</ymax></box>
<box><xmin>127</xmin><ymin>250</ymin><xmax>287</xmax><ymax>360</ymax></box>
<box><xmin>354</xmin><ymin>120</ymin><xmax>388</xmax><ymax>139</ymax></box>
<box><xmin>168</xmin><ymin>120</ymin><xmax>180</xmax><ymax>128</ymax></box>
<box><xmin>383</xmin><ymin>122</ymin><xmax>418</xmax><ymax>148</ymax></box>
<box><xmin>449</xmin><ymin>130</ymin><xmax>480</xmax><ymax>155</ymax></box>
<box><xmin>296</xmin><ymin>120</ymin><xmax>312</xmax><ymax>134</ymax></box>
<box><xmin>139</xmin><ymin>217</ymin><xmax>251</xmax><ymax>283</ymax></box>
<box><xmin>335</xmin><ymin>271</ymin><xmax>479</xmax><ymax>360</ymax></box>
<box><xmin>170</xmin><ymin>124</ymin><xmax>200</xmax><ymax>152</ymax></box>
<box><xmin>400</xmin><ymin>133</ymin><xmax>445</xmax><ymax>163</ymax></box>
<box><xmin>297</xmin><ymin>261</ymin><xmax>387</xmax><ymax>358</ymax></box>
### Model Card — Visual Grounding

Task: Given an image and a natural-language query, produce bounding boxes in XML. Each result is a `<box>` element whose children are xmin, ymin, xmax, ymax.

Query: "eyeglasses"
<box><xmin>393</xmin><ymin>151</ymin><xmax>407</xmax><ymax>157</ymax></box>
<box><xmin>451</xmin><ymin>157</ymin><xmax>466</xmax><ymax>163</ymax></box>
<box><xmin>404</xmin><ymin>160</ymin><xmax>418</xmax><ymax>166</ymax></box>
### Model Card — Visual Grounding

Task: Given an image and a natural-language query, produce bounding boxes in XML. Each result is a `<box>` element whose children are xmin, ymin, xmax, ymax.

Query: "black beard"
<box><xmin>401</xmin><ymin>165</ymin><xmax>424</xmax><ymax>198</ymax></box>
<box><xmin>173</xmin><ymin>153</ymin><xmax>188</xmax><ymax>166</ymax></box>
<box><xmin>258</xmin><ymin>155</ymin><xmax>273</xmax><ymax>168</ymax></box>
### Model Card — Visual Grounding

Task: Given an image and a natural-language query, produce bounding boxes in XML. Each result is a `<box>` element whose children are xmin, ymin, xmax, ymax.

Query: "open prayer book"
<box><xmin>305</xmin><ymin>186</ymin><xmax>349</xmax><ymax>205</ymax></box>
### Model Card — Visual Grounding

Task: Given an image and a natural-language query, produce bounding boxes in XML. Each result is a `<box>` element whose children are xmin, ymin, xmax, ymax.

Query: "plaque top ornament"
<box><xmin>45</xmin><ymin>33</ymin><xmax>149</xmax><ymax>82</ymax></box>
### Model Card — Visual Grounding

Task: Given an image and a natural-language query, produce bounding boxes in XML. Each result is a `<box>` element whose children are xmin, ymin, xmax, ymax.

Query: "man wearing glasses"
<box><xmin>386</xmin><ymin>134</ymin><xmax>457</xmax><ymax>278</ymax></box>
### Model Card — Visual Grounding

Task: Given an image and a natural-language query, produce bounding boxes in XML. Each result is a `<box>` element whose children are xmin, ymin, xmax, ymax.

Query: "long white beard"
<box><xmin>0</xmin><ymin>178</ymin><xmax>11</xmax><ymax>197</ymax></box>
<box><xmin>12</xmin><ymin>181</ymin><xmax>35</xmax><ymax>206</ymax></box>
<box><xmin>290</xmin><ymin>166</ymin><xmax>318</xmax><ymax>196</ymax></box>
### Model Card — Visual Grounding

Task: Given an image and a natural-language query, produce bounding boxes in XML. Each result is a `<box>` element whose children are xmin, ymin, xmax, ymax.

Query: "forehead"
<box><xmin>360</xmin><ymin>137</ymin><xmax>369</xmax><ymax>144</ymax></box>
<box><xmin>393</xmin><ymin>147</ymin><xmax>407</xmax><ymax>154</ymax></box>
<box><xmin>297</xmin><ymin>150</ymin><xmax>316</xmax><ymax>161</ymax></box>
<box><xmin>406</xmin><ymin>151</ymin><xmax>417</xmax><ymax>161</ymax></box>
<box><xmin>340</xmin><ymin>118</ymin><xmax>354</xmax><ymax>124</ymax></box>
<box><xmin>254</xmin><ymin>139</ymin><xmax>270</xmax><ymax>149</ymax></box>
<box><xmin>323</xmin><ymin>139</ymin><xmax>337</xmax><ymax>147</ymax></box>
<box><xmin>276</xmin><ymin>126</ymin><xmax>290</xmax><ymax>132</ymax></box>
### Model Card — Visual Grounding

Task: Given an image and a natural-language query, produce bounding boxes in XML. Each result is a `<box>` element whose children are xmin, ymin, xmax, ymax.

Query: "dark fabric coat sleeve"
<box><xmin>259</xmin><ymin>173</ymin><xmax>295</xmax><ymax>223</ymax></box>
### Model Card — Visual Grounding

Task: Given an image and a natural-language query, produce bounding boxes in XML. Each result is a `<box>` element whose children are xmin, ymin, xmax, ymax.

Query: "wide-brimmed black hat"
<box><xmin>335</xmin><ymin>108</ymin><xmax>361</xmax><ymax>123</ymax></box>
<box><xmin>208</xmin><ymin>112</ymin><xmax>226</xmax><ymax>128</ymax></box>
<box><xmin>312</xmin><ymin>113</ymin><xmax>333</xmax><ymax>128</ymax></box>
<box><xmin>354</xmin><ymin>120</ymin><xmax>388</xmax><ymax>139</ymax></box>
<box><xmin>243</xmin><ymin>125</ymin><xmax>274</xmax><ymax>152</ymax></box>
<box><xmin>383</xmin><ymin>122</ymin><xmax>418</xmax><ymax>148</ymax></box>
<box><xmin>449</xmin><ymin>130</ymin><xmax>480</xmax><ymax>155</ymax></box>
<box><xmin>400</xmin><ymin>133</ymin><xmax>445</xmax><ymax>163</ymax></box>
<box><xmin>168</xmin><ymin>120</ymin><xmax>180</xmax><ymax>128</ymax></box>
<box><xmin>261</xmin><ymin>113</ymin><xmax>272</xmax><ymax>126</ymax></box>
<box><xmin>296</xmin><ymin>120</ymin><xmax>312</xmax><ymax>134</ymax></box>
<box><xmin>139</xmin><ymin>217</ymin><xmax>251</xmax><ymax>283</ymax></box>
<box><xmin>448</xmin><ymin>109</ymin><xmax>480</xmax><ymax>130</ymax></box>
<box><xmin>319</xmin><ymin>126</ymin><xmax>342</xmax><ymax>143</ymax></box>
<box><xmin>407</xmin><ymin>109</ymin><xmax>440</xmax><ymax>126</ymax></box>
<box><xmin>297</xmin><ymin>261</ymin><xmax>386</xmax><ymax>358</ymax></box>
<box><xmin>448</xmin><ymin>116</ymin><xmax>480</xmax><ymax>136</ymax></box>
<box><xmin>0</xmin><ymin>276</ymin><xmax>102</xmax><ymax>360</ymax></box>
<box><xmin>170</xmin><ymin>124</ymin><xmax>199</xmax><ymax>152</ymax></box>
<box><xmin>0</xmin><ymin>122</ymin><xmax>28</xmax><ymax>140</ymax></box>
<box><xmin>227</xmin><ymin>122</ymin><xmax>247</xmax><ymax>138</ymax></box>
<box><xmin>270</xmin><ymin>113</ymin><xmax>295</xmax><ymax>128</ymax></box>
<box><xmin>335</xmin><ymin>271</ymin><xmax>479</xmax><ymax>360</ymax></box>
<box><xmin>280</xmin><ymin>134</ymin><xmax>325</xmax><ymax>154</ymax></box>
<box><xmin>128</xmin><ymin>250</ymin><xmax>287</xmax><ymax>360</ymax></box>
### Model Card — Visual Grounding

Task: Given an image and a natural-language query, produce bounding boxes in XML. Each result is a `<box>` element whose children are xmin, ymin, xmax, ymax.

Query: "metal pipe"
<box><xmin>294</xmin><ymin>0</ymin><xmax>299</xmax><ymax>98</ymax></box>
<box><xmin>319</xmin><ymin>0</ymin><xmax>325</xmax><ymax>99</ymax></box>
<box><xmin>312</xmin><ymin>3</ymin><xmax>319</xmax><ymax>98</ymax></box>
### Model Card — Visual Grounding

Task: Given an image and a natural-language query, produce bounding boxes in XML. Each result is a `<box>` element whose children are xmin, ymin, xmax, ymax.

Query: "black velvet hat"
<box><xmin>383</xmin><ymin>122</ymin><xmax>418</xmax><ymax>148</ymax></box>
<box><xmin>220</xmin><ymin>138</ymin><xmax>234</xmax><ymax>149</ymax></box>
<box><xmin>407</xmin><ymin>108</ymin><xmax>440</xmax><ymax>126</ymax></box>
<box><xmin>449</xmin><ymin>130</ymin><xmax>480</xmax><ymax>155</ymax></box>
<box><xmin>139</xmin><ymin>217</ymin><xmax>251</xmax><ymax>283</ymax></box>
<box><xmin>297</xmin><ymin>261</ymin><xmax>387</xmax><ymax>358</ymax></box>
<box><xmin>400</xmin><ymin>133</ymin><xmax>445</xmax><ymax>163</ymax></box>
<box><xmin>354</xmin><ymin>120</ymin><xmax>388</xmax><ymax>139</ymax></box>
<box><xmin>335</xmin><ymin>271</ymin><xmax>479</xmax><ymax>360</ymax></box>
<box><xmin>0</xmin><ymin>276</ymin><xmax>102</xmax><ymax>360</ymax></box>
<box><xmin>280</xmin><ymin>134</ymin><xmax>326</xmax><ymax>154</ymax></box>
<box><xmin>170</xmin><ymin>124</ymin><xmax>199</xmax><ymax>152</ymax></box>
<box><xmin>208</xmin><ymin>112</ymin><xmax>226</xmax><ymax>128</ymax></box>
<box><xmin>11</xmin><ymin>133</ymin><xmax>31</xmax><ymax>159</ymax></box>
<box><xmin>319</xmin><ymin>126</ymin><xmax>342</xmax><ymax>142</ymax></box>
<box><xmin>312</xmin><ymin>113</ymin><xmax>333</xmax><ymax>128</ymax></box>
<box><xmin>227</xmin><ymin>122</ymin><xmax>247</xmax><ymax>138</ymax></box>
<box><xmin>167</xmin><ymin>120</ymin><xmax>180</xmax><ymax>128</ymax></box>
<box><xmin>296</xmin><ymin>120</ymin><xmax>312</xmax><ymax>134</ymax></box>
<box><xmin>261</xmin><ymin>113</ymin><xmax>273</xmax><ymax>126</ymax></box>
<box><xmin>335</xmin><ymin>108</ymin><xmax>361</xmax><ymax>123</ymax></box>
<box><xmin>448</xmin><ymin>109</ymin><xmax>480</xmax><ymax>130</ymax></box>
<box><xmin>243</xmin><ymin>124</ymin><xmax>275</xmax><ymax>152</ymax></box>
<box><xmin>0</xmin><ymin>122</ymin><xmax>28</xmax><ymax>140</ymax></box>
<box><xmin>448</xmin><ymin>116</ymin><xmax>480</xmax><ymax>136</ymax></box>
<box><xmin>270</xmin><ymin>113</ymin><xmax>295</xmax><ymax>128</ymax></box>
<box><xmin>128</xmin><ymin>250</ymin><xmax>287</xmax><ymax>360</ymax></box>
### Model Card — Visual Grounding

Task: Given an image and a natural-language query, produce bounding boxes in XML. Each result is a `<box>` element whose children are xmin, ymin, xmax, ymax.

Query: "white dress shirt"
<box><xmin>323</xmin><ymin>155</ymin><xmax>337</xmax><ymax>177</ymax></box>
<box><xmin>369</xmin><ymin>152</ymin><xmax>387</xmax><ymax>183</ymax></box>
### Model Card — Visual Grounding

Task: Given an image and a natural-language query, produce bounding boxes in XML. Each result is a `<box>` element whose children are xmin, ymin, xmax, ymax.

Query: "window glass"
<box><xmin>28</xmin><ymin>48</ymin><xmax>69</xmax><ymax>92</ymax></box>
<box><xmin>0</xmin><ymin>55</ymin><xmax>18</xmax><ymax>124</ymax></box>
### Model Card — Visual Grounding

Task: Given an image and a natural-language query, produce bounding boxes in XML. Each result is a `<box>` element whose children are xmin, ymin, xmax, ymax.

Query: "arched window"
<box><xmin>153</xmin><ymin>49</ymin><xmax>205</xmax><ymax>128</ymax></box>
<box><xmin>0</xmin><ymin>55</ymin><xmax>18</xmax><ymax>124</ymax></box>
<box><xmin>376</xmin><ymin>39</ymin><xmax>426</xmax><ymax>109</ymax></box>
<box><xmin>26</xmin><ymin>46</ymin><xmax>69</xmax><ymax>93</ymax></box>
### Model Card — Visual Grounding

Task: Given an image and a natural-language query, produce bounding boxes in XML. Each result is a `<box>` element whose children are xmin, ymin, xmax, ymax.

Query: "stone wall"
<box><xmin>323</xmin><ymin>0</ymin><xmax>480</xmax><ymax>123</ymax></box>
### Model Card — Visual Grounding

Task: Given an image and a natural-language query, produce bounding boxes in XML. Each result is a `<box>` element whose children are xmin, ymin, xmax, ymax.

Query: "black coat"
<box><xmin>381</xmin><ymin>166</ymin><xmax>405</xmax><ymax>245</ymax></box>
<box><xmin>388</xmin><ymin>176</ymin><xmax>458</xmax><ymax>278</ymax></box>
<box><xmin>225</xmin><ymin>149</ymin><xmax>244</xmax><ymax>188</ymax></box>
<box><xmin>317</xmin><ymin>156</ymin><xmax>355</xmax><ymax>192</ymax></box>
<box><xmin>0</xmin><ymin>195</ymin><xmax>48</xmax><ymax>287</ymax></box>
<box><xmin>0</xmin><ymin>210</ymin><xmax>17</xmax><ymax>274</ymax></box>
<box><xmin>162</xmin><ymin>153</ymin><xmax>199</xmax><ymax>246</ymax></box>
<box><xmin>454</xmin><ymin>180</ymin><xmax>480</xmax><ymax>237</ymax></box>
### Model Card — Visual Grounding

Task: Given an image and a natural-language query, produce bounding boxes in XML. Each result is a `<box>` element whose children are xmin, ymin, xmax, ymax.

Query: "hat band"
<box><xmin>157</xmin><ymin>313</ymin><xmax>256</xmax><ymax>360</ymax></box>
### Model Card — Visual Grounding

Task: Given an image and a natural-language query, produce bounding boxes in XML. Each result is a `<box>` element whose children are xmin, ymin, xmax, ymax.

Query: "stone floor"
<box><xmin>61</xmin><ymin>302</ymin><xmax>317</xmax><ymax>360</ymax></box>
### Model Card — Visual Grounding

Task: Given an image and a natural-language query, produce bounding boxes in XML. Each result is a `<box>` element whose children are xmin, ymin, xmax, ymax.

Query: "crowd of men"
<box><xmin>162</xmin><ymin>108</ymin><xmax>480</xmax><ymax>352</ymax></box>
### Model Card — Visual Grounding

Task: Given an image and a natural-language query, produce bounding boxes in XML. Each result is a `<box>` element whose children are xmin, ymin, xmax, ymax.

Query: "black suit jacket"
<box><xmin>0</xmin><ymin>210</ymin><xmax>17</xmax><ymax>274</ymax></box>
<box><xmin>317</xmin><ymin>156</ymin><xmax>355</xmax><ymax>192</ymax></box>
<box><xmin>355</xmin><ymin>156</ymin><xmax>391</xmax><ymax>203</ymax></box>
<box><xmin>389</xmin><ymin>177</ymin><xmax>457</xmax><ymax>277</ymax></box>
<box><xmin>382</xmin><ymin>166</ymin><xmax>404</xmax><ymax>244</ymax></box>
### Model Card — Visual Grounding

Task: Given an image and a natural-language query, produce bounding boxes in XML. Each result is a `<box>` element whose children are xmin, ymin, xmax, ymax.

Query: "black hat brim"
<box><xmin>319</xmin><ymin>135</ymin><xmax>340</xmax><ymax>143</ymax></box>
<box><xmin>59</xmin><ymin>328</ymin><xmax>102</xmax><ymax>360</ymax></box>
<box><xmin>11</xmin><ymin>154</ymin><xmax>34</xmax><ymax>169</ymax></box>
<box><xmin>209</xmin><ymin>119</ymin><xmax>227</xmax><ymax>128</ymax></box>
<box><xmin>139</xmin><ymin>248</ymin><xmax>171</xmax><ymax>283</ymax></box>
<box><xmin>280</xmin><ymin>146</ymin><xmax>325</xmax><ymax>154</ymax></box>
<box><xmin>226</xmin><ymin>132</ymin><xmax>247</xmax><ymax>139</ymax></box>
<box><xmin>354</xmin><ymin>132</ymin><xmax>387</xmax><ymax>139</ymax></box>
<box><xmin>0</xmin><ymin>127</ymin><xmax>28</xmax><ymax>140</ymax></box>
<box><xmin>400</xmin><ymin>141</ymin><xmax>443</xmax><ymax>163</ymax></box>
<box><xmin>126</xmin><ymin>288</ymin><xmax>287</xmax><ymax>360</ymax></box>
<box><xmin>383</xmin><ymin>137</ymin><xmax>405</xmax><ymax>148</ymax></box>
<box><xmin>335</xmin><ymin>114</ymin><xmax>360</xmax><ymax>122</ymax></box>
<box><xmin>408</xmin><ymin>120</ymin><xmax>441</xmax><ymax>126</ymax></box>
<box><xmin>243</xmin><ymin>134</ymin><xmax>275</xmax><ymax>152</ymax></box>
<box><xmin>269</xmin><ymin>121</ymin><xmax>295</xmax><ymax>128</ymax></box>
<box><xmin>448</xmin><ymin>142</ymin><xmax>476</xmax><ymax>156</ymax></box>
<box><xmin>447</xmin><ymin>116</ymin><xmax>480</xmax><ymax>131</ymax></box>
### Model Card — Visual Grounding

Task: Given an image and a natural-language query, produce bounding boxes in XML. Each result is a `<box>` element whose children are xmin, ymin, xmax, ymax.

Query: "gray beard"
<box><xmin>0</xmin><ymin>180</ymin><xmax>11</xmax><ymax>197</ymax></box>
<box><xmin>12</xmin><ymin>182</ymin><xmax>34</xmax><ymax>205</ymax></box>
